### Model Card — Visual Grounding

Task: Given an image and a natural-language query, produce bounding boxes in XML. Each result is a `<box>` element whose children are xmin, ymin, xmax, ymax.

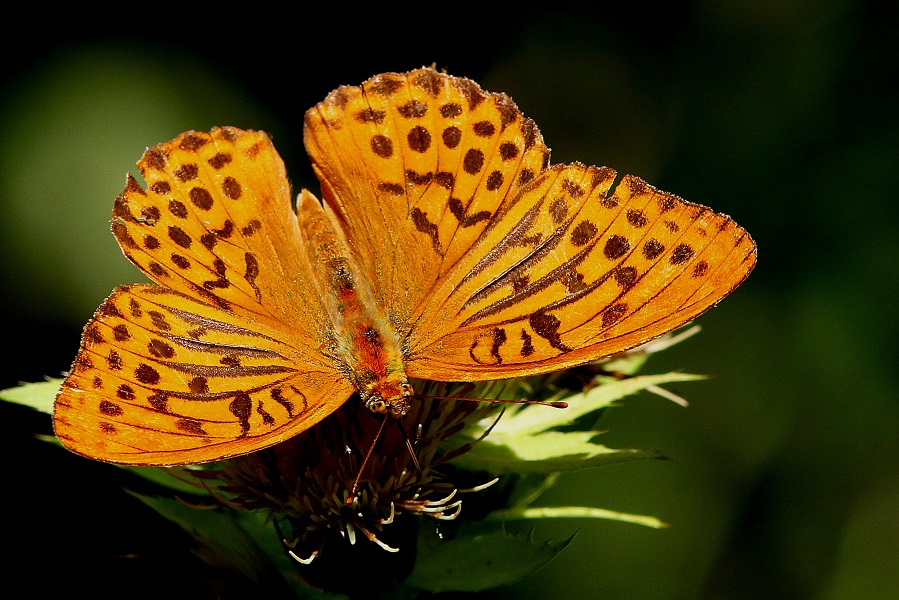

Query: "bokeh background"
<box><xmin>1</xmin><ymin>2</ymin><xmax>896</xmax><ymax>598</ymax></box>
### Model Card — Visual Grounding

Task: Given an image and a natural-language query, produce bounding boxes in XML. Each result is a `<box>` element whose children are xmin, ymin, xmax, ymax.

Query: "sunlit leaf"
<box><xmin>0</xmin><ymin>378</ymin><xmax>62</xmax><ymax>414</ymax></box>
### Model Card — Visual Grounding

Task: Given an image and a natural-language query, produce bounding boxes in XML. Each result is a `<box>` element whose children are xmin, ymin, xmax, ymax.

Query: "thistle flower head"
<box><xmin>191</xmin><ymin>381</ymin><xmax>499</xmax><ymax>562</ymax></box>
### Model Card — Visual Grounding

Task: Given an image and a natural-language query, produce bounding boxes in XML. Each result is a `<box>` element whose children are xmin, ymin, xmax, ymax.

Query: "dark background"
<box><xmin>1</xmin><ymin>2</ymin><xmax>897</xmax><ymax>598</ymax></box>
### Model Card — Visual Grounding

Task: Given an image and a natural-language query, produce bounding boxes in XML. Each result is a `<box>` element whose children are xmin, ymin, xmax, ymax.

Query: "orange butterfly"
<box><xmin>53</xmin><ymin>68</ymin><xmax>756</xmax><ymax>466</ymax></box>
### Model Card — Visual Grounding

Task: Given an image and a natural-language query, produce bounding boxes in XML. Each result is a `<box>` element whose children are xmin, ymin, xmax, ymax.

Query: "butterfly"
<box><xmin>53</xmin><ymin>67</ymin><xmax>756</xmax><ymax>466</ymax></box>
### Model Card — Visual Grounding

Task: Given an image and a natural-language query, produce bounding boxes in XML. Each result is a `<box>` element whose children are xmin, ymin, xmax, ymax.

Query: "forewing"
<box><xmin>303</xmin><ymin>68</ymin><xmax>550</xmax><ymax>336</ymax></box>
<box><xmin>111</xmin><ymin>127</ymin><xmax>329</xmax><ymax>330</ymax></box>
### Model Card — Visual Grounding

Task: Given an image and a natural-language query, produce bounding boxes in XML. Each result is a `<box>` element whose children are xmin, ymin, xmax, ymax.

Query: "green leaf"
<box><xmin>0</xmin><ymin>378</ymin><xmax>62</xmax><ymax>414</ymax></box>
<box><xmin>451</xmin><ymin>430</ymin><xmax>659</xmax><ymax>474</ymax></box>
<box><xmin>405</xmin><ymin>521</ymin><xmax>574</xmax><ymax>593</ymax></box>
<box><xmin>599</xmin><ymin>352</ymin><xmax>651</xmax><ymax>375</ymax></box>
<box><xmin>485</xmin><ymin>505</ymin><xmax>668</xmax><ymax>529</ymax></box>
<box><xmin>599</xmin><ymin>325</ymin><xmax>703</xmax><ymax>375</ymax></box>
<box><xmin>480</xmin><ymin>372</ymin><xmax>705</xmax><ymax>437</ymax></box>
<box><xmin>445</xmin><ymin>372</ymin><xmax>697</xmax><ymax>474</ymax></box>
<box><xmin>121</xmin><ymin>465</ymin><xmax>215</xmax><ymax>496</ymax></box>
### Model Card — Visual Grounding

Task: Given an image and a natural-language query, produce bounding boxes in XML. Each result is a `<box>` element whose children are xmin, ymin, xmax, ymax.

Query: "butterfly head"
<box><xmin>362</xmin><ymin>380</ymin><xmax>414</xmax><ymax>419</ymax></box>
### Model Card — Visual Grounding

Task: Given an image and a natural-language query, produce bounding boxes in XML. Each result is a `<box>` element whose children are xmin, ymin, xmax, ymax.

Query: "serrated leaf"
<box><xmin>0</xmin><ymin>379</ymin><xmax>62</xmax><ymax>414</ymax></box>
<box><xmin>474</xmin><ymin>372</ymin><xmax>706</xmax><ymax>437</ymax></box>
<box><xmin>599</xmin><ymin>352</ymin><xmax>651</xmax><ymax>375</ymax></box>
<box><xmin>451</xmin><ymin>429</ymin><xmax>659</xmax><ymax>474</ymax></box>
<box><xmin>601</xmin><ymin>325</ymin><xmax>703</xmax><ymax>376</ymax></box>
<box><xmin>405</xmin><ymin>521</ymin><xmax>574</xmax><ymax>593</ymax></box>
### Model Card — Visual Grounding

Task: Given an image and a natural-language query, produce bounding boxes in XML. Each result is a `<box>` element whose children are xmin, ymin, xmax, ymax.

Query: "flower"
<box><xmin>196</xmin><ymin>381</ymin><xmax>496</xmax><ymax>551</ymax></box>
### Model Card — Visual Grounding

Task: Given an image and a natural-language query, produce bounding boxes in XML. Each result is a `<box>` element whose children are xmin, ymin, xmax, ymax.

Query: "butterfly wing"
<box><xmin>303</xmin><ymin>68</ymin><xmax>551</xmax><ymax>339</ymax></box>
<box><xmin>406</xmin><ymin>163</ymin><xmax>756</xmax><ymax>379</ymax></box>
<box><xmin>304</xmin><ymin>69</ymin><xmax>756</xmax><ymax>381</ymax></box>
<box><xmin>53</xmin><ymin>128</ymin><xmax>354</xmax><ymax>465</ymax></box>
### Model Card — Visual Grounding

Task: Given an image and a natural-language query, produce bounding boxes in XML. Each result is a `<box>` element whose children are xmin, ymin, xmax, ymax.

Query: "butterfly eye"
<box><xmin>366</xmin><ymin>398</ymin><xmax>388</xmax><ymax>414</ymax></box>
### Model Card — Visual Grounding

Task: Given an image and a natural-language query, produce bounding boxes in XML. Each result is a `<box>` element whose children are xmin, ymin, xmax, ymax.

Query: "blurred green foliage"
<box><xmin>1</xmin><ymin>2</ymin><xmax>896</xmax><ymax>599</ymax></box>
